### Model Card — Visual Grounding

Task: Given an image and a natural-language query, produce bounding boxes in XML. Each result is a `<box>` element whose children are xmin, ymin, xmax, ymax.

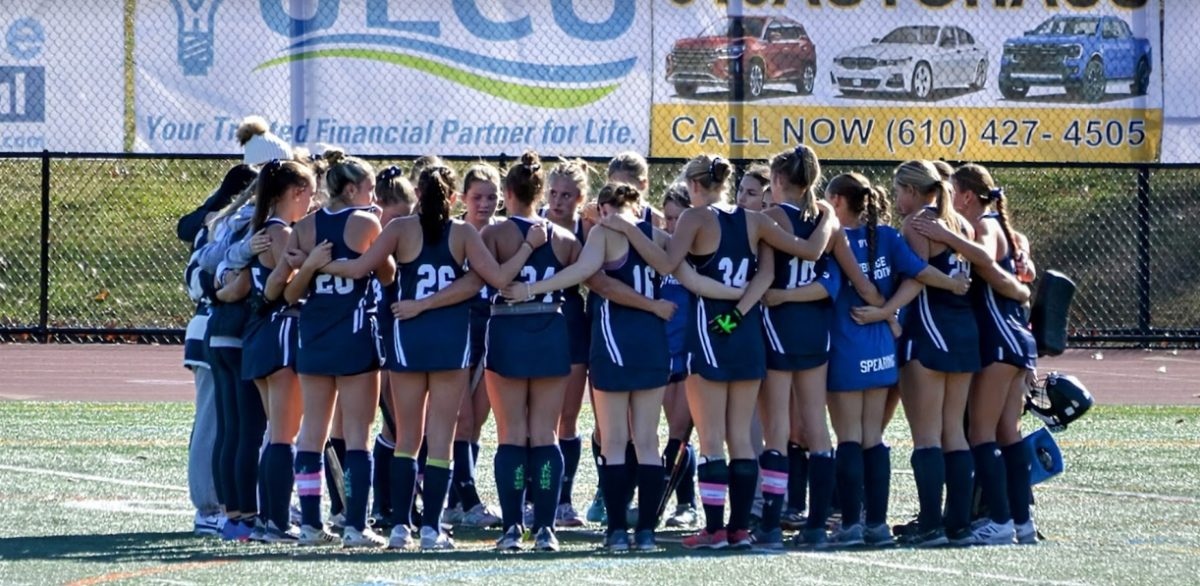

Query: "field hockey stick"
<box><xmin>324</xmin><ymin>440</ymin><xmax>348</xmax><ymax>517</ymax></box>
<box><xmin>656</xmin><ymin>421</ymin><xmax>694</xmax><ymax>524</ymax></box>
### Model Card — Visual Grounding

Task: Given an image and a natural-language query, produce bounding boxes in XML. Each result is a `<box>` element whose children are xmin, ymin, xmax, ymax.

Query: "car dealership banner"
<box><xmin>134</xmin><ymin>0</ymin><xmax>652</xmax><ymax>156</ymax></box>
<box><xmin>650</xmin><ymin>0</ymin><xmax>1163</xmax><ymax>163</ymax></box>
<box><xmin>0</xmin><ymin>2</ymin><xmax>124</xmax><ymax>152</ymax></box>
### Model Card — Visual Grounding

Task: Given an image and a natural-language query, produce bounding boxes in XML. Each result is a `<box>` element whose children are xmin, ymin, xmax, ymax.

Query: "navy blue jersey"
<box><xmin>563</xmin><ymin>217</ymin><xmax>590</xmax><ymax>364</ymax></box>
<box><xmin>661</xmin><ymin>275</ymin><xmax>691</xmax><ymax>361</ymax></box>
<box><xmin>590</xmin><ymin>221</ymin><xmax>669</xmax><ymax>391</ymax></box>
<box><xmin>686</xmin><ymin>206</ymin><xmax>765</xmax><ymax>382</ymax></box>
<box><xmin>296</xmin><ymin>207</ymin><xmax>381</xmax><ymax>376</ymax></box>
<box><xmin>388</xmin><ymin>220</ymin><xmax>472</xmax><ymax>371</ymax></box>
<box><xmin>484</xmin><ymin>216</ymin><xmax>571</xmax><ymax>378</ymax></box>
<box><xmin>763</xmin><ymin>204</ymin><xmax>840</xmax><ymax>370</ymax></box>
<box><xmin>971</xmin><ymin>214</ymin><xmax>1036</xmax><ymax>369</ymax></box>
<box><xmin>828</xmin><ymin>224</ymin><xmax>927</xmax><ymax>392</ymax></box>
<box><xmin>901</xmin><ymin>212</ymin><xmax>980</xmax><ymax>373</ymax></box>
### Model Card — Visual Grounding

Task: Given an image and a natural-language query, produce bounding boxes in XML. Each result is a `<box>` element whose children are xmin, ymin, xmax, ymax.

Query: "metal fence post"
<box><xmin>1136</xmin><ymin>166</ymin><xmax>1152</xmax><ymax>340</ymax></box>
<box><xmin>38</xmin><ymin>150</ymin><xmax>51</xmax><ymax>342</ymax></box>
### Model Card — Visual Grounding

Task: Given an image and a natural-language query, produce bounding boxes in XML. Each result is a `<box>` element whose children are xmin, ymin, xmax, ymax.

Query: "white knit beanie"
<box><xmin>243</xmin><ymin>132</ymin><xmax>293</xmax><ymax>165</ymax></box>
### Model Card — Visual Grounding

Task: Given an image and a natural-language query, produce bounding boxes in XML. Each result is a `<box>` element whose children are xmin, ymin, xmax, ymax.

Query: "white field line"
<box><xmin>0</xmin><ymin>463</ymin><xmax>188</xmax><ymax>492</ymax></box>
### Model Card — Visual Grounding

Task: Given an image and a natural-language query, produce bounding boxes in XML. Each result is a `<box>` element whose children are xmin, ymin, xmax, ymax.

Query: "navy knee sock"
<box><xmin>836</xmin><ymin>442</ymin><xmax>865</xmax><ymax>527</ymax></box>
<box><xmin>697</xmin><ymin>457</ymin><xmax>728</xmax><ymax>533</ymax></box>
<box><xmin>264</xmin><ymin>443</ymin><xmax>295</xmax><ymax>529</ymax></box>
<box><xmin>805</xmin><ymin>451</ymin><xmax>835</xmax><ymax>530</ymax></box>
<box><xmin>786</xmin><ymin>443</ymin><xmax>808</xmax><ymax>513</ymax></box>
<box><xmin>343</xmin><ymin>450</ymin><xmax>371</xmax><ymax>531</ymax></box>
<box><xmin>258</xmin><ymin>446</ymin><xmax>270</xmax><ymax>523</ymax></box>
<box><xmin>911</xmin><ymin>447</ymin><xmax>945</xmax><ymax>532</ymax></box>
<box><xmin>494</xmin><ymin>444</ymin><xmax>528</xmax><ymax>529</ymax></box>
<box><xmin>727</xmin><ymin>459</ymin><xmax>758</xmax><ymax>532</ymax></box>
<box><xmin>559</xmin><ymin>437</ymin><xmax>582</xmax><ymax>506</ymax></box>
<box><xmin>422</xmin><ymin>461</ymin><xmax>452</xmax><ymax>530</ymax></box>
<box><xmin>294</xmin><ymin>450</ymin><xmax>324</xmax><ymax>528</ymax></box>
<box><xmin>371</xmin><ymin>435</ymin><xmax>394</xmax><ymax>519</ymax></box>
<box><xmin>944</xmin><ymin>450</ymin><xmax>975</xmax><ymax>533</ymax></box>
<box><xmin>676</xmin><ymin>443</ymin><xmax>697</xmax><ymax>507</ymax></box>
<box><xmin>529</xmin><ymin>445</ymin><xmax>564</xmax><ymax>529</ymax></box>
<box><xmin>389</xmin><ymin>454</ymin><xmax>418</xmax><ymax>528</ymax></box>
<box><xmin>327</xmin><ymin>438</ymin><xmax>346</xmax><ymax>517</ymax></box>
<box><xmin>1002</xmin><ymin>442</ymin><xmax>1033</xmax><ymax>525</ymax></box>
<box><xmin>600</xmin><ymin>461</ymin><xmax>628</xmax><ymax>532</ymax></box>
<box><xmin>453</xmin><ymin>440</ymin><xmax>481</xmax><ymax>511</ymax></box>
<box><xmin>637</xmin><ymin>463</ymin><xmax>667</xmax><ymax>532</ymax></box>
<box><xmin>972</xmin><ymin>443</ymin><xmax>1010</xmax><ymax>524</ymax></box>
<box><xmin>758</xmin><ymin>450</ymin><xmax>788</xmax><ymax>531</ymax></box>
<box><xmin>863</xmin><ymin>444</ymin><xmax>891</xmax><ymax>526</ymax></box>
<box><xmin>623</xmin><ymin>441</ymin><xmax>638</xmax><ymax>509</ymax></box>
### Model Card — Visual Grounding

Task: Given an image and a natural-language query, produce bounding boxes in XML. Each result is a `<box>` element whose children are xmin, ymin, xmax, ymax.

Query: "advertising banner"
<box><xmin>650</xmin><ymin>0</ymin><xmax>1163</xmax><ymax>163</ymax></box>
<box><xmin>134</xmin><ymin>0</ymin><xmax>652</xmax><ymax>156</ymax></box>
<box><xmin>1160</xmin><ymin>0</ymin><xmax>1199</xmax><ymax>164</ymax></box>
<box><xmin>0</xmin><ymin>3</ymin><xmax>124</xmax><ymax>152</ymax></box>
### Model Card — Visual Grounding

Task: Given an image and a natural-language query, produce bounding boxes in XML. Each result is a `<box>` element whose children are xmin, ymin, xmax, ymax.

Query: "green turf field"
<box><xmin>0</xmin><ymin>402</ymin><xmax>1197</xmax><ymax>585</ymax></box>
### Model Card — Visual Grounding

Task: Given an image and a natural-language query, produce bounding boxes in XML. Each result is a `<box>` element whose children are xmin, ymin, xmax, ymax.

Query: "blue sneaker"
<box><xmin>603</xmin><ymin>529</ymin><xmax>630</xmax><ymax>552</ymax></box>
<box><xmin>752</xmin><ymin>527</ymin><xmax>784</xmax><ymax>550</ymax></box>
<box><xmin>633</xmin><ymin>529</ymin><xmax>657</xmax><ymax>552</ymax></box>
<box><xmin>586</xmin><ymin>489</ymin><xmax>607</xmax><ymax>524</ymax></box>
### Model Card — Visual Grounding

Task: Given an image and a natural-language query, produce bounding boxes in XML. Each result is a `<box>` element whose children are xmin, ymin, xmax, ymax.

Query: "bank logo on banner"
<box><xmin>170</xmin><ymin>0</ymin><xmax>224</xmax><ymax>76</ymax></box>
<box><xmin>1</xmin><ymin>19</ymin><xmax>45</xmax><ymax>128</ymax></box>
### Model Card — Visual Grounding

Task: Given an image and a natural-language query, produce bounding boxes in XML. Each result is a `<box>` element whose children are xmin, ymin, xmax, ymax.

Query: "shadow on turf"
<box><xmin>0</xmin><ymin>529</ymin><xmax>766</xmax><ymax>563</ymax></box>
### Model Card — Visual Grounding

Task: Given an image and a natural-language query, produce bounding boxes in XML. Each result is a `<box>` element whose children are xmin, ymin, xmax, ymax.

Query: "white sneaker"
<box><xmin>461</xmin><ymin>503</ymin><xmax>502</xmax><ymax>528</ymax></box>
<box><xmin>342</xmin><ymin>526</ymin><xmax>387</xmax><ymax>548</ymax></box>
<box><xmin>388</xmin><ymin>525</ymin><xmax>415</xmax><ymax>550</ymax></box>
<box><xmin>973</xmin><ymin>520</ymin><xmax>1016</xmax><ymax>545</ymax></box>
<box><xmin>193</xmin><ymin>512</ymin><xmax>224</xmax><ymax>537</ymax></box>
<box><xmin>263</xmin><ymin>521</ymin><xmax>301</xmax><ymax>544</ymax></box>
<box><xmin>1015</xmin><ymin>520</ymin><xmax>1038</xmax><ymax>545</ymax></box>
<box><xmin>495</xmin><ymin>525</ymin><xmax>525</xmax><ymax>551</ymax></box>
<box><xmin>297</xmin><ymin>524</ymin><xmax>339</xmax><ymax>546</ymax></box>
<box><xmin>534</xmin><ymin>526</ymin><xmax>560</xmax><ymax>552</ymax></box>
<box><xmin>555</xmin><ymin>503</ymin><xmax>584</xmax><ymax>528</ymax></box>
<box><xmin>665</xmin><ymin>504</ymin><xmax>699</xmax><ymax>528</ymax></box>
<box><xmin>420</xmin><ymin>526</ymin><xmax>455</xmax><ymax>550</ymax></box>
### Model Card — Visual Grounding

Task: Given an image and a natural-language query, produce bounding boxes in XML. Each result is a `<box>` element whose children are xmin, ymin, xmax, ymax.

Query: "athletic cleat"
<box><xmin>634</xmin><ymin>529</ymin><xmax>657</xmax><ymax>552</ymax></box>
<box><xmin>387</xmin><ymin>525</ymin><xmax>415</xmax><ymax>550</ymax></box>
<box><xmin>901</xmin><ymin>527</ymin><xmax>949</xmax><ymax>548</ymax></box>
<box><xmin>328</xmin><ymin>513</ymin><xmax>347</xmax><ymax>535</ymax></box>
<box><xmin>419</xmin><ymin>526</ymin><xmax>454</xmax><ymax>550</ymax></box>
<box><xmin>864</xmin><ymin>523</ymin><xmax>896</xmax><ymax>548</ymax></box>
<box><xmin>830</xmin><ymin>523</ymin><xmax>866</xmax><ymax>548</ymax></box>
<box><xmin>779</xmin><ymin>508</ymin><xmax>807</xmax><ymax>531</ymax></box>
<box><xmin>682</xmin><ymin>528</ymin><xmax>729</xmax><ymax>550</ymax></box>
<box><xmin>791</xmin><ymin>528</ymin><xmax>830</xmax><ymax>550</ymax></box>
<box><xmin>442</xmin><ymin>505</ymin><xmax>465</xmax><ymax>526</ymax></box>
<box><xmin>534</xmin><ymin>526</ymin><xmax>560</xmax><ymax>552</ymax></box>
<box><xmin>586</xmin><ymin>489</ymin><xmax>607</xmax><ymax>524</ymax></box>
<box><xmin>297</xmin><ymin>524</ymin><xmax>339</xmax><ymax>546</ymax></box>
<box><xmin>603</xmin><ymin>529</ymin><xmax>630</xmax><ymax>552</ymax></box>
<box><xmin>263</xmin><ymin>522</ymin><xmax>300</xmax><ymax>544</ymax></box>
<box><xmin>972</xmin><ymin>520</ymin><xmax>1016</xmax><ymax>545</ymax></box>
<box><xmin>720</xmin><ymin>525</ymin><xmax>748</xmax><ymax>549</ymax></box>
<box><xmin>495</xmin><ymin>525</ymin><xmax>525</xmax><ymax>551</ymax></box>
<box><xmin>248</xmin><ymin>521</ymin><xmax>268</xmax><ymax>543</ymax></box>
<box><xmin>556</xmin><ymin>503</ymin><xmax>584</xmax><ymax>528</ymax></box>
<box><xmin>460</xmin><ymin>503</ymin><xmax>502</xmax><ymax>528</ymax></box>
<box><xmin>342</xmin><ymin>526</ymin><xmax>387</xmax><ymax>548</ymax></box>
<box><xmin>948</xmin><ymin>527</ymin><xmax>979</xmax><ymax>547</ymax></box>
<box><xmin>193</xmin><ymin>512</ymin><xmax>224</xmax><ymax>537</ymax></box>
<box><xmin>665</xmin><ymin>504</ymin><xmax>699</xmax><ymax>528</ymax></box>
<box><xmin>751</xmin><ymin>527</ymin><xmax>784</xmax><ymax>550</ymax></box>
<box><xmin>1015</xmin><ymin>520</ymin><xmax>1038</xmax><ymax>545</ymax></box>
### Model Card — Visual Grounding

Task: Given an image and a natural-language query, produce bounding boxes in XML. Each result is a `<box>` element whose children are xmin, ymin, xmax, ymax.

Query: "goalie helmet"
<box><xmin>1026</xmin><ymin>372</ymin><xmax>1094</xmax><ymax>432</ymax></box>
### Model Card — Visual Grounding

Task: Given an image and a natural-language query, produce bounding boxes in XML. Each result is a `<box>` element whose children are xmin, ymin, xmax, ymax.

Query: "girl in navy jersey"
<box><xmin>608</xmin><ymin>151</ymin><xmax>665</xmax><ymax>228</ymax></box>
<box><xmin>756</xmin><ymin>146</ymin><xmax>841</xmax><ymax>549</ymax></box>
<box><xmin>735</xmin><ymin>164</ymin><xmax>769</xmax><ymax>212</ymax></box>
<box><xmin>542</xmin><ymin>159</ymin><xmax>593</xmax><ymax>527</ymax></box>
<box><xmin>483</xmin><ymin>151</ymin><xmax>575</xmax><ymax>552</ymax></box>
<box><xmin>660</xmin><ymin>184</ymin><xmax>700</xmax><ymax>529</ymax></box>
<box><xmin>446</xmin><ymin>164</ymin><xmax>505</xmax><ymax>529</ymax></box>
<box><xmin>822</xmin><ymin>172</ymin><xmax>968</xmax><ymax>549</ymax></box>
<box><xmin>321</xmin><ymin>164</ymin><xmax>542</xmax><ymax>550</ymax></box>
<box><xmin>893</xmin><ymin>160</ymin><xmax>980</xmax><ymax>547</ymax></box>
<box><xmin>612</xmin><ymin>153</ymin><xmax>835</xmax><ymax>550</ymax></box>
<box><xmin>232</xmin><ymin>160</ymin><xmax>315</xmax><ymax>542</ymax></box>
<box><xmin>910</xmin><ymin>163</ymin><xmax>1037</xmax><ymax>545</ymax></box>
<box><xmin>281</xmin><ymin>151</ymin><xmax>392</xmax><ymax>548</ymax></box>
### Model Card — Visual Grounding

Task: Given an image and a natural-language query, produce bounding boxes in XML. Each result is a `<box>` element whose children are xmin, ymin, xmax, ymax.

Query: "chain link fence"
<box><xmin>0</xmin><ymin>1</ymin><xmax>1196</xmax><ymax>345</ymax></box>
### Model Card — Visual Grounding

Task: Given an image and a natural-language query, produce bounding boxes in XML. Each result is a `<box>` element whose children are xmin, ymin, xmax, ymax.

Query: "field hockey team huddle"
<box><xmin>179</xmin><ymin>117</ymin><xmax>1041</xmax><ymax>553</ymax></box>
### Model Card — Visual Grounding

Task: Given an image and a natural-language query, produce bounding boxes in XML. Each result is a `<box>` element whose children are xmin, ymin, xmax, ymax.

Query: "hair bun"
<box><xmin>520</xmin><ymin>150</ymin><xmax>541</xmax><ymax>172</ymax></box>
<box><xmin>989</xmin><ymin>187</ymin><xmax>1005</xmax><ymax>201</ymax></box>
<box><xmin>324</xmin><ymin>149</ymin><xmax>347</xmax><ymax>166</ymax></box>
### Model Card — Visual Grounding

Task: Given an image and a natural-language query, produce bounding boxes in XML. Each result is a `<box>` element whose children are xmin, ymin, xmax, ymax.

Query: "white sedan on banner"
<box><xmin>831</xmin><ymin>25</ymin><xmax>989</xmax><ymax>100</ymax></box>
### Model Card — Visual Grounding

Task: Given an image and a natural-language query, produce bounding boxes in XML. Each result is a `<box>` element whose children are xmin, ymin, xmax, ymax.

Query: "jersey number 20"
<box><xmin>314</xmin><ymin>274</ymin><xmax>354</xmax><ymax>295</ymax></box>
